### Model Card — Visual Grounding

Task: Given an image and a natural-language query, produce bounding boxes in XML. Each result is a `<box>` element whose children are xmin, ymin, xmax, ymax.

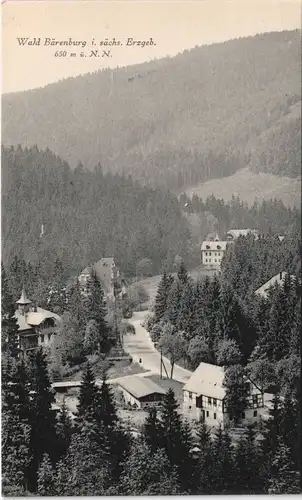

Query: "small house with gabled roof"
<box><xmin>117</xmin><ymin>375</ymin><xmax>166</xmax><ymax>409</ymax></box>
<box><xmin>183</xmin><ymin>362</ymin><xmax>263</xmax><ymax>427</ymax></box>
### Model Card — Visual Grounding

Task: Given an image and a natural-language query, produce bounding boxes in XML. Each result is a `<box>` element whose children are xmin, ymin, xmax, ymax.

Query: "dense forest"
<box><xmin>2</xmin><ymin>31</ymin><xmax>300</xmax><ymax>190</ymax></box>
<box><xmin>2</xmin><ymin>351</ymin><xmax>300</xmax><ymax>496</ymax></box>
<box><xmin>2</xmin><ymin>146</ymin><xmax>301</xmax><ymax>286</ymax></box>
<box><xmin>147</xmin><ymin>238</ymin><xmax>301</xmax><ymax>384</ymax></box>
<box><xmin>180</xmin><ymin>192</ymin><xmax>301</xmax><ymax>244</ymax></box>
<box><xmin>2</xmin><ymin>216</ymin><xmax>301</xmax><ymax>497</ymax></box>
<box><xmin>2</xmin><ymin>145</ymin><xmax>190</xmax><ymax>277</ymax></box>
<box><xmin>2</xmin><ymin>253</ymin><xmax>301</xmax><ymax>495</ymax></box>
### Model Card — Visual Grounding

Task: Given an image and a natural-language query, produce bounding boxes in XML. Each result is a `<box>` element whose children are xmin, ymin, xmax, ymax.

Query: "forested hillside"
<box><xmin>1</xmin><ymin>146</ymin><xmax>189</xmax><ymax>276</ymax></box>
<box><xmin>2</xmin><ymin>31</ymin><xmax>300</xmax><ymax>190</ymax></box>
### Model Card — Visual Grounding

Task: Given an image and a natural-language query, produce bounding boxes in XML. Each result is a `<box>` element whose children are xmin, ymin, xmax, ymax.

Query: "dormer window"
<box><xmin>206</xmin><ymin>245</ymin><xmax>210</xmax><ymax>250</ymax></box>
<box><xmin>217</xmin><ymin>245</ymin><xmax>221</xmax><ymax>250</ymax></box>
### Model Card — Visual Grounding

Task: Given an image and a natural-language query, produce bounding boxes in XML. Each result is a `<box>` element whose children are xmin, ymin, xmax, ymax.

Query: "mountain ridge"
<box><xmin>2</xmin><ymin>30</ymin><xmax>300</xmax><ymax>191</ymax></box>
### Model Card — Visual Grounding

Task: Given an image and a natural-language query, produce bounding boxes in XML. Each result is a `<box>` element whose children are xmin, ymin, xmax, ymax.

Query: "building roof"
<box><xmin>201</xmin><ymin>241</ymin><xmax>228</xmax><ymax>251</ymax></box>
<box><xmin>16</xmin><ymin>286</ymin><xmax>32</xmax><ymax>305</ymax></box>
<box><xmin>226</xmin><ymin>229</ymin><xmax>258</xmax><ymax>239</ymax></box>
<box><xmin>117</xmin><ymin>375</ymin><xmax>166</xmax><ymax>400</ymax></box>
<box><xmin>14</xmin><ymin>307</ymin><xmax>61</xmax><ymax>332</ymax></box>
<box><xmin>254</xmin><ymin>271</ymin><xmax>289</xmax><ymax>298</ymax></box>
<box><xmin>80</xmin><ymin>257</ymin><xmax>115</xmax><ymax>294</ymax></box>
<box><xmin>81</xmin><ymin>257</ymin><xmax>115</xmax><ymax>276</ymax></box>
<box><xmin>183</xmin><ymin>362</ymin><xmax>226</xmax><ymax>400</ymax></box>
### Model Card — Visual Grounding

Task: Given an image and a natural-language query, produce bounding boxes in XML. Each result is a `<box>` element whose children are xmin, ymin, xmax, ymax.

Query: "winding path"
<box><xmin>123</xmin><ymin>310</ymin><xmax>192</xmax><ymax>384</ymax></box>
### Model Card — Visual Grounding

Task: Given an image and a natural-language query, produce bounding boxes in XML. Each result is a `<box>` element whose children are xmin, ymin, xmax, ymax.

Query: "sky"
<box><xmin>2</xmin><ymin>0</ymin><xmax>301</xmax><ymax>93</ymax></box>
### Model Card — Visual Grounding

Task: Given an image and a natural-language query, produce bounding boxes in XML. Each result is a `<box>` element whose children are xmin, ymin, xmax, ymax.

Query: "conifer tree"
<box><xmin>119</xmin><ymin>442</ymin><xmax>181</xmax><ymax>495</ymax></box>
<box><xmin>159</xmin><ymin>389</ymin><xmax>194</xmax><ymax>491</ymax></box>
<box><xmin>143</xmin><ymin>407</ymin><xmax>163</xmax><ymax>452</ymax></box>
<box><xmin>153</xmin><ymin>271</ymin><xmax>174</xmax><ymax>323</ymax></box>
<box><xmin>27</xmin><ymin>348</ymin><xmax>57</xmax><ymax>491</ymax></box>
<box><xmin>2</xmin><ymin>411</ymin><xmax>31</xmax><ymax>495</ymax></box>
<box><xmin>196</xmin><ymin>421</ymin><xmax>212</xmax><ymax>450</ymax></box>
<box><xmin>55</xmin><ymin>398</ymin><xmax>73</xmax><ymax>460</ymax></box>
<box><xmin>76</xmin><ymin>363</ymin><xmax>99</xmax><ymax>424</ymax></box>
<box><xmin>95</xmin><ymin>374</ymin><xmax>118</xmax><ymax>428</ymax></box>
<box><xmin>37</xmin><ymin>454</ymin><xmax>57</xmax><ymax>496</ymax></box>
<box><xmin>54</xmin><ymin>430</ymin><xmax>110</xmax><ymax>496</ymax></box>
<box><xmin>84</xmin><ymin>271</ymin><xmax>109</xmax><ymax>352</ymax></box>
<box><xmin>266</xmin><ymin>437</ymin><xmax>301</xmax><ymax>494</ymax></box>
<box><xmin>261</xmin><ymin>392</ymin><xmax>283</xmax><ymax>458</ymax></box>
<box><xmin>195</xmin><ymin>421</ymin><xmax>215</xmax><ymax>494</ymax></box>
<box><xmin>212</xmin><ymin>425</ymin><xmax>235</xmax><ymax>494</ymax></box>
<box><xmin>166</xmin><ymin>279</ymin><xmax>183</xmax><ymax>326</ymax></box>
<box><xmin>223</xmin><ymin>365</ymin><xmax>249</xmax><ymax>424</ymax></box>
<box><xmin>234</xmin><ymin>423</ymin><xmax>263</xmax><ymax>493</ymax></box>
<box><xmin>177</xmin><ymin>260</ymin><xmax>189</xmax><ymax>286</ymax></box>
<box><xmin>1</xmin><ymin>263</ymin><xmax>19</xmax><ymax>355</ymax></box>
<box><xmin>280</xmin><ymin>389</ymin><xmax>300</xmax><ymax>470</ymax></box>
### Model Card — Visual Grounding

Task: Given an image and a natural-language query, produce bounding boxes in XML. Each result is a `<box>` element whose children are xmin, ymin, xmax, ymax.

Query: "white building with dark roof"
<box><xmin>117</xmin><ymin>375</ymin><xmax>166</xmax><ymax>409</ymax></box>
<box><xmin>183</xmin><ymin>362</ymin><xmax>263</xmax><ymax>427</ymax></box>
<box><xmin>14</xmin><ymin>286</ymin><xmax>61</xmax><ymax>352</ymax></box>
<box><xmin>201</xmin><ymin>241</ymin><xmax>228</xmax><ymax>269</ymax></box>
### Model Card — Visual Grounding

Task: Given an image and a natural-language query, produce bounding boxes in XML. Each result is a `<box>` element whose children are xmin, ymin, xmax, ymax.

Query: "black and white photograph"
<box><xmin>1</xmin><ymin>0</ymin><xmax>301</xmax><ymax>496</ymax></box>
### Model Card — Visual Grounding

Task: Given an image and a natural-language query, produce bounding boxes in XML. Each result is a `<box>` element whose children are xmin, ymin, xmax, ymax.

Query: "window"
<box><xmin>205</xmin><ymin>252</ymin><xmax>207</xmax><ymax>256</ymax></box>
<box><xmin>213</xmin><ymin>398</ymin><xmax>217</xmax><ymax>407</ymax></box>
<box><xmin>206</xmin><ymin>411</ymin><xmax>209</xmax><ymax>418</ymax></box>
<box><xmin>189</xmin><ymin>392</ymin><xmax>192</xmax><ymax>400</ymax></box>
<box><xmin>48</xmin><ymin>333</ymin><xmax>51</xmax><ymax>341</ymax></box>
<box><xmin>214</xmin><ymin>413</ymin><xmax>217</xmax><ymax>419</ymax></box>
<box><xmin>253</xmin><ymin>410</ymin><xmax>258</xmax><ymax>417</ymax></box>
<box><xmin>214</xmin><ymin>259</ymin><xmax>217</xmax><ymax>262</ymax></box>
<box><xmin>208</xmin><ymin>397</ymin><xmax>212</xmax><ymax>405</ymax></box>
<box><xmin>40</xmin><ymin>334</ymin><xmax>44</xmax><ymax>343</ymax></box>
<box><xmin>253</xmin><ymin>395</ymin><xmax>258</xmax><ymax>407</ymax></box>
<box><xmin>242</xmin><ymin>412</ymin><xmax>245</xmax><ymax>419</ymax></box>
<box><xmin>205</xmin><ymin>259</ymin><xmax>207</xmax><ymax>263</ymax></box>
<box><xmin>196</xmin><ymin>396</ymin><xmax>203</xmax><ymax>408</ymax></box>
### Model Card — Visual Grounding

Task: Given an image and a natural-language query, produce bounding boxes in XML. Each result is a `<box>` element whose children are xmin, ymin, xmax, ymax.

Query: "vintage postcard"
<box><xmin>1</xmin><ymin>0</ymin><xmax>301</xmax><ymax>496</ymax></box>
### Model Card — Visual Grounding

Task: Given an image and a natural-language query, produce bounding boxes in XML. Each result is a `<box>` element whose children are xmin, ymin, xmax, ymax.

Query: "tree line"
<box><xmin>147</xmin><ymin>237</ymin><xmax>300</xmax><ymax>395</ymax></box>
<box><xmin>2</xmin><ymin>145</ymin><xmax>190</xmax><ymax>278</ymax></box>
<box><xmin>2</xmin><ymin>352</ymin><xmax>300</xmax><ymax>496</ymax></box>
<box><xmin>180</xmin><ymin>192</ymin><xmax>301</xmax><ymax>240</ymax></box>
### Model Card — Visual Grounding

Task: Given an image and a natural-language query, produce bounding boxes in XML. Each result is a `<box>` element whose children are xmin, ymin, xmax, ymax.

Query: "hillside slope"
<box><xmin>184</xmin><ymin>167</ymin><xmax>301</xmax><ymax>208</ymax></box>
<box><xmin>2</xmin><ymin>30</ymin><xmax>300</xmax><ymax>190</ymax></box>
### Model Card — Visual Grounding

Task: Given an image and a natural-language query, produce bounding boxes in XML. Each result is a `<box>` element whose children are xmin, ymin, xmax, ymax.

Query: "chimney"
<box><xmin>280</xmin><ymin>271</ymin><xmax>283</xmax><ymax>280</ymax></box>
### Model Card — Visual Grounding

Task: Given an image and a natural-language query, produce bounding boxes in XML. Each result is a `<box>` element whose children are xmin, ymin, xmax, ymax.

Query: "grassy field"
<box><xmin>184</xmin><ymin>167</ymin><xmax>301</xmax><ymax>208</ymax></box>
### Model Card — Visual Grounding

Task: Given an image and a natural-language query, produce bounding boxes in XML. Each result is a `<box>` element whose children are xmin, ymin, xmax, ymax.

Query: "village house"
<box><xmin>226</xmin><ymin>228</ymin><xmax>259</xmax><ymax>241</ymax></box>
<box><xmin>14</xmin><ymin>286</ymin><xmax>61</xmax><ymax>353</ymax></box>
<box><xmin>201</xmin><ymin>240</ymin><xmax>228</xmax><ymax>269</ymax></box>
<box><xmin>78</xmin><ymin>257</ymin><xmax>126</xmax><ymax>301</ymax></box>
<box><xmin>183</xmin><ymin>362</ymin><xmax>264</xmax><ymax>428</ymax></box>
<box><xmin>117</xmin><ymin>375</ymin><xmax>166</xmax><ymax>409</ymax></box>
<box><xmin>254</xmin><ymin>270</ymin><xmax>296</xmax><ymax>298</ymax></box>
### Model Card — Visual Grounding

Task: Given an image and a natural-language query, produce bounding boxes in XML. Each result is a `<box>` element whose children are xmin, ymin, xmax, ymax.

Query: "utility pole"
<box><xmin>160</xmin><ymin>347</ymin><xmax>163</xmax><ymax>380</ymax></box>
